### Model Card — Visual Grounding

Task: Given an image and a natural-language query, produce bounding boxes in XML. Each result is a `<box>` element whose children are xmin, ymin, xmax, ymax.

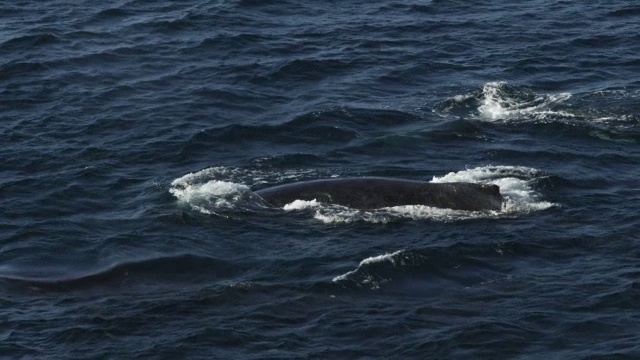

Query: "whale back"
<box><xmin>255</xmin><ymin>177</ymin><xmax>502</xmax><ymax>211</ymax></box>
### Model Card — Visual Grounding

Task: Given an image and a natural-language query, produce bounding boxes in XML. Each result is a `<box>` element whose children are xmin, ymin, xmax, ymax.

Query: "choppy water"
<box><xmin>2</xmin><ymin>1</ymin><xmax>640</xmax><ymax>358</ymax></box>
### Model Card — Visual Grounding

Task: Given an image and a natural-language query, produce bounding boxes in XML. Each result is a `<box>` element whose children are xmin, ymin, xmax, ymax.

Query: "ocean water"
<box><xmin>1</xmin><ymin>0</ymin><xmax>639</xmax><ymax>358</ymax></box>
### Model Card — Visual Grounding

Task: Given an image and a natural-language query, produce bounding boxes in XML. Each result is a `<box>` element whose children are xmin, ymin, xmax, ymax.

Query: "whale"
<box><xmin>255</xmin><ymin>177</ymin><xmax>503</xmax><ymax>211</ymax></box>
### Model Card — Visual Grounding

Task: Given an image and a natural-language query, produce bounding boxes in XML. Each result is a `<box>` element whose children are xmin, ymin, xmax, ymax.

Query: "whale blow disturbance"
<box><xmin>255</xmin><ymin>177</ymin><xmax>503</xmax><ymax>211</ymax></box>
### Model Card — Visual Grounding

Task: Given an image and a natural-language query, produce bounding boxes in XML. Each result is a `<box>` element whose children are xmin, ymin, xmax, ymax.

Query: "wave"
<box><xmin>607</xmin><ymin>6</ymin><xmax>640</xmax><ymax>18</ymax></box>
<box><xmin>332</xmin><ymin>250</ymin><xmax>406</xmax><ymax>285</ymax></box>
<box><xmin>331</xmin><ymin>244</ymin><xmax>506</xmax><ymax>292</ymax></box>
<box><xmin>90</xmin><ymin>7</ymin><xmax>131</xmax><ymax>22</ymax></box>
<box><xmin>257</xmin><ymin>58</ymin><xmax>360</xmax><ymax>84</ymax></box>
<box><xmin>0</xmin><ymin>61</ymin><xmax>50</xmax><ymax>83</ymax></box>
<box><xmin>0</xmin><ymin>253</ymin><xmax>242</xmax><ymax>292</ymax></box>
<box><xmin>184</xmin><ymin>107</ymin><xmax>419</xmax><ymax>146</ymax></box>
<box><xmin>0</xmin><ymin>33</ymin><xmax>61</xmax><ymax>51</ymax></box>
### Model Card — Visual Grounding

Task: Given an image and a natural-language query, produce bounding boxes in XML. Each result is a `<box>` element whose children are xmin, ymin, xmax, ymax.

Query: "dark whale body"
<box><xmin>255</xmin><ymin>177</ymin><xmax>503</xmax><ymax>211</ymax></box>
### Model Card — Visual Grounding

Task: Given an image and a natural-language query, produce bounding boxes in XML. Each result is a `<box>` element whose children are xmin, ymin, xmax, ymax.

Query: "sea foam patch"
<box><xmin>170</xmin><ymin>178</ymin><xmax>252</xmax><ymax>214</ymax></box>
<box><xmin>170</xmin><ymin>168</ymin><xmax>257</xmax><ymax>214</ymax></box>
<box><xmin>434</xmin><ymin>82</ymin><xmax>574</xmax><ymax>123</ymax></box>
<box><xmin>432</xmin><ymin>165</ymin><xmax>556</xmax><ymax>214</ymax></box>
<box><xmin>169</xmin><ymin>166</ymin><xmax>326</xmax><ymax>214</ymax></box>
<box><xmin>478</xmin><ymin>81</ymin><xmax>572</xmax><ymax>121</ymax></box>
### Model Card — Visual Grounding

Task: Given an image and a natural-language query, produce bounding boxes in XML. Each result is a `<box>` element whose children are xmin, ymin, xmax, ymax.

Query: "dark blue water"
<box><xmin>2</xmin><ymin>1</ymin><xmax>640</xmax><ymax>358</ymax></box>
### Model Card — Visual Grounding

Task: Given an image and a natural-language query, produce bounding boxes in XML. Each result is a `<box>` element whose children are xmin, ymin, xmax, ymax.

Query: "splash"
<box><xmin>169</xmin><ymin>166</ymin><xmax>326</xmax><ymax>214</ymax></box>
<box><xmin>432</xmin><ymin>165</ymin><xmax>556</xmax><ymax>214</ymax></box>
<box><xmin>477</xmin><ymin>82</ymin><xmax>572</xmax><ymax>121</ymax></box>
<box><xmin>169</xmin><ymin>176</ymin><xmax>253</xmax><ymax>214</ymax></box>
<box><xmin>440</xmin><ymin>81</ymin><xmax>639</xmax><ymax>128</ymax></box>
<box><xmin>435</xmin><ymin>82</ymin><xmax>639</xmax><ymax>143</ymax></box>
<box><xmin>434</xmin><ymin>81</ymin><xmax>573</xmax><ymax>122</ymax></box>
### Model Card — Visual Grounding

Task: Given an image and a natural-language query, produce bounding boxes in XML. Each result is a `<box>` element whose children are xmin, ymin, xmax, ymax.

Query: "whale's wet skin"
<box><xmin>255</xmin><ymin>177</ymin><xmax>502</xmax><ymax>211</ymax></box>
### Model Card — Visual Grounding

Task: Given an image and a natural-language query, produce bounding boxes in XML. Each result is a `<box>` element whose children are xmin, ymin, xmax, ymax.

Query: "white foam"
<box><xmin>477</xmin><ymin>81</ymin><xmax>571</xmax><ymax>121</ymax></box>
<box><xmin>431</xmin><ymin>165</ymin><xmax>540</xmax><ymax>183</ymax></box>
<box><xmin>433</xmin><ymin>165</ymin><xmax>555</xmax><ymax>214</ymax></box>
<box><xmin>283</xmin><ymin>199</ymin><xmax>321</xmax><ymax>210</ymax></box>
<box><xmin>172</xmin><ymin>165</ymin><xmax>321</xmax><ymax>188</ymax></box>
<box><xmin>452</xmin><ymin>93</ymin><xmax>475</xmax><ymax>102</ymax></box>
<box><xmin>438</xmin><ymin>82</ymin><xmax>639</xmax><ymax>131</ymax></box>
<box><xmin>312</xmin><ymin>204</ymin><xmax>468</xmax><ymax>224</ymax></box>
<box><xmin>170</xmin><ymin>166</ymin><xmax>251</xmax><ymax>188</ymax></box>
<box><xmin>385</xmin><ymin>205</ymin><xmax>483</xmax><ymax>221</ymax></box>
<box><xmin>170</xmin><ymin>179</ymin><xmax>245</xmax><ymax>199</ymax></box>
<box><xmin>170</xmin><ymin>170</ymin><xmax>254</xmax><ymax>214</ymax></box>
<box><xmin>169</xmin><ymin>166</ymin><xmax>329</xmax><ymax>214</ymax></box>
<box><xmin>313</xmin><ymin>207</ymin><xmax>393</xmax><ymax>224</ymax></box>
<box><xmin>333</xmin><ymin>250</ymin><xmax>404</xmax><ymax>282</ymax></box>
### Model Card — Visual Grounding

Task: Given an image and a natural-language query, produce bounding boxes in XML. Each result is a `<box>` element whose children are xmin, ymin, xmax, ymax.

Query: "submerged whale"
<box><xmin>255</xmin><ymin>177</ymin><xmax>503</xmax><ymax>211</ymax></box>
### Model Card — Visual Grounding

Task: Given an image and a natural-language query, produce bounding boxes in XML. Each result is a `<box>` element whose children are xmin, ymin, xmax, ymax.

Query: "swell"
<box><xmin>181</xmin><ymin>107</ymin><xmax>420</xmax><ymax>155</ymax></box>
<box><xmin>330</xmin><ymin>243</ymin><xmax>507</xmax><ymax>293</ymax></box>
<box><xmin>325</xmin><ymin>233</ymin><xmax>630</xmax><ymax>297</ymax></box>
<box><xmin>0</xmin><ymin>33</ymin><xmax>61</xmax><ymax>51</ymax></box>
<box><xmin>0</xmin><ymin>253</ymin><xmax>243</xmax><ymax>292</ymax></box>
